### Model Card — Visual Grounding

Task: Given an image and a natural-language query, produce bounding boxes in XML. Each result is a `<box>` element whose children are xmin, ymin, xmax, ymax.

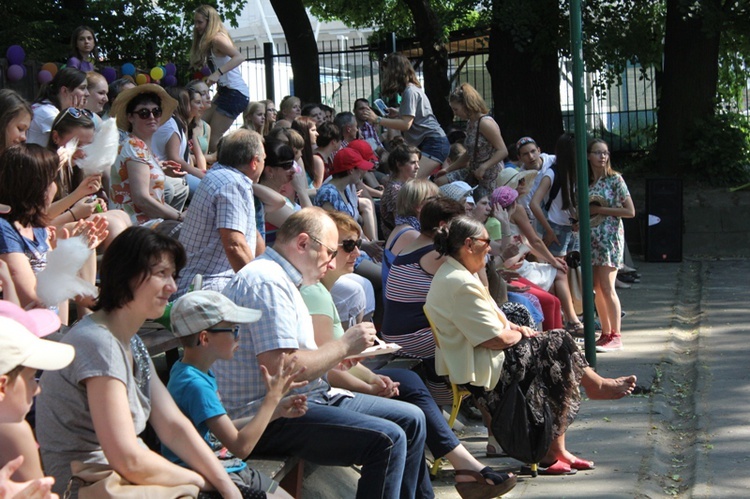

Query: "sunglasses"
<box><xmin>471</xmin><ymin>237</ymin><xmax>492</xmax><ymax>247</ymax></box>
<box><xmin>52</xmin><ymin>107</ymin><xmax>94</xmax><ymax>129</ymax></box>
<box><xmin>207</xmin><ymin>324</ymin><xmax>241</xmax><ymax>340</ymax></box>
<box><xmin>131</xmin><ymin>107</ymin><xmax>163</xmax><ymax>120</ymax></box>
<box><xmin>308</xmin><ymin>234</ymin><xmax>338</xmax><ymax>260</ymax></box>
<box><xmin>273</xmin><ymin>161</ymin><xmax>295</xmax><ymax>170</ymax></box>
<box><xmin>339</xmin><ymin>238</ymin><xmax>362</xmax><ymax>253</ymax></box>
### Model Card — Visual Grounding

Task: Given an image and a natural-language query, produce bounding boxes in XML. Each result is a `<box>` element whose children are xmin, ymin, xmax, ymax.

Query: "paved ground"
<box><xmin>300</xmin><ymin>257</ymin><xmax>750</xmax><ymax>498</ymax></box>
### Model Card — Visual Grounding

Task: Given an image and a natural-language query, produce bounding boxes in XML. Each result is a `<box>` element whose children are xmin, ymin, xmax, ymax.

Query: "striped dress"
<box><xmin>381</xmin><ymin>244</ymin><xmax>453</xmax><ymax>405</ymax></box>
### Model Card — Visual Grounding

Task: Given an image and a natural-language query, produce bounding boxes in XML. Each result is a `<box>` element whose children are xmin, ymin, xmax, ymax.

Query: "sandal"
<box><xmin>521</xmin><ymin>460</ymin><xmax>577</xmax><ymax>476</ymax></box>
<box><xmin>455</xmin><ymin>467</ymin><xmax>517</xmax><ymax>499</ymax></box>
<box><xmin>565</xmin><ymin>321</ymin><xmax>585</xmax><ymax>337</ymax></box>
<box><xmin>568</xmin><ymin>458</ymin><xmax>595</xmax><ymax>470</ymax></box>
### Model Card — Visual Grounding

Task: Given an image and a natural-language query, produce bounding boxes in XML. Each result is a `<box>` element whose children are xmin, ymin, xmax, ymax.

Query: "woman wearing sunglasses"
<box><xmin>110</xmin><ymin>84</ymin><xmax>187</xmax><ymax>227</ymax></box>
<box><xmin>301</xmin><ymin>211</ymin><xmax>517</xmax><ymax>499</ymax></box>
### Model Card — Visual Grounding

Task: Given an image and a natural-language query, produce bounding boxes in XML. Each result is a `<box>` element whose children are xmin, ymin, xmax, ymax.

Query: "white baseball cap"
<box><xmin>170</xmin><ymin>290</ymin><xmax>262</xmax><ymax>338</ymax></box>
<box><xmin>0</xmin><ymin>317</ymin><xmax>74</xmax><ymax>375</ymax></box>
<box><xmin>440</xmin><ymin>181</ymin><xmax>476</xmax><ymax>202</ymax></box>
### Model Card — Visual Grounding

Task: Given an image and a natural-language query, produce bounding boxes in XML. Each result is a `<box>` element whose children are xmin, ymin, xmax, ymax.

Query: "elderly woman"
<box><xmin>36</xmin><ymin>227</ymin><xmax>241</xmax><ymax>498</ymax></box>
<box><xmin>425</xmin><ymin>216</ymin><xmax>637</xmax><ymax>474</ymax></box>
<box><xmin>109</xmin><ymin>84</ymin><xmax>186</xmax><ymax>226</ymax></box>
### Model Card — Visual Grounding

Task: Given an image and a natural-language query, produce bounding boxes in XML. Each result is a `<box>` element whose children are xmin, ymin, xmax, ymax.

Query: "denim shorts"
<box><xmin>547</xmin><ymin>220</ymin><xmax>580</xmax><ymax>256</ymax></box>
<box><xmin>213</xmin><ymin>86</ymin><xmax>249</xmax><ymax>119</ymax></box>
<box><xmin>418</xmin><ymin>135</ymin><xmax>450</xmax><ymax>163</ymax></box>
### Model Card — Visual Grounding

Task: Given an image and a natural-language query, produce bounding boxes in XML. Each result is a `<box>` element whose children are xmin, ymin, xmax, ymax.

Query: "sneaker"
<box><xmin>596</xmin><ymin>333</ymin><xmax>623</xmax><ymax>352</ymax></box>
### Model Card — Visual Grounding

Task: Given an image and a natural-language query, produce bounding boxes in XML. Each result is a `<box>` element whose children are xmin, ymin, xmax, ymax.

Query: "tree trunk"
<box><xmin>656</xmin><ymin>0</ymin><xmax>721</xmax><ymax>175</ymax></box>
<box><xmin>487</xmin><ymin>0</ymin><xmax>564</xmax><ymax>153</ymax></box>
<box><xmin>401</xmin><ymin>0</ymin><xmax>453</xmax><ymax>128</ymax></box>
<box><xmin>269</xmin><ymin>0</ymin><xmax>321</xmax><ymax>105</ymax></box>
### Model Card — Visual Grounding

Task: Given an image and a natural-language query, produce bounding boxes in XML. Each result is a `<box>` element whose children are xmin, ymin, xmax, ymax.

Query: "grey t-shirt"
<box><xmin>399</xmin><ymin>84</ymin><xmax>445</xmax><ymax>146</ymax></box>
<box><xmin>36</xmin><ymin>315</ymin><xmax>153</xmax><ymax>496</ymax></box>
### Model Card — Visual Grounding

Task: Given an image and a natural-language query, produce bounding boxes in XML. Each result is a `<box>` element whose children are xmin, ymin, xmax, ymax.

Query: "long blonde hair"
<box><xmin>190</xmin><ymin>5</ymin><xmax>231</xmax><ymax>69</ymax></box>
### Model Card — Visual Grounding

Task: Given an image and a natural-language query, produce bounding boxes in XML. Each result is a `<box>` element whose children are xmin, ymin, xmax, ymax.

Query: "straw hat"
<box><xmin>498</xmin><ymin>167</ymin><xmax>538</xmax><ymax>190</ymax></box>
<box><xmin>110</xmin><ymin>84</ymin><xmax>178</xmax><ymax>131</ymax></box>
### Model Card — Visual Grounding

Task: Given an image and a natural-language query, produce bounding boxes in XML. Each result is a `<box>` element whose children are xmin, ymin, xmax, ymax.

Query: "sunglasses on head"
<box><xmin>52</xmin><ymin>107</ymin><xmax>94</xmax><ymax>129</ymax></box>
<box><xmin>338</xmin><ymin>238</ymin><xmax>362</xmax><ymax>253</ymax></box>
<box><xmin>131</xmin><ymin>107</ymin><xmax>163</xmax><ymax>119</ymax></box>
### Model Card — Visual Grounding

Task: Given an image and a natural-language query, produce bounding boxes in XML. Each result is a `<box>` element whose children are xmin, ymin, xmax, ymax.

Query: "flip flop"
<box><xmin>569</xmin><ymin>458</ymin><xmax>595</xmax><ymax>470</ymax></box>
<box><xmin>521</xmin><ymin>460</ymin><xmax>578</xmax><ymax>476</ymax></box>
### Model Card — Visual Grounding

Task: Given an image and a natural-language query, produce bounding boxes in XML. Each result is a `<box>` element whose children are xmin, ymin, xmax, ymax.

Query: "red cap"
<box><xmin>347</xmin><ymin>139</ymin><xmax>377</xmax><ymax>161</ymax></box>
<box><xmin>331</xmin><ymin>148</ymin><xmax>374</xmax><ymax>175</ymax></box>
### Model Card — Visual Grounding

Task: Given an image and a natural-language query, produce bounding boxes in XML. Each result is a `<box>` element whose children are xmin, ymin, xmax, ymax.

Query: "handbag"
<box><xmin>491</xmin><ymin>378</ymin><xmax>553</xmax><ymax>465</ymax></box>
<box><xmin>65</xmin><ymin>461</ymin><xmax>199</xmax><ymax>499</ymax></box>
<box><xmin>565</xmin><ymin>251</ymin><xmax>584</xmax><ymax>316</ymax></box>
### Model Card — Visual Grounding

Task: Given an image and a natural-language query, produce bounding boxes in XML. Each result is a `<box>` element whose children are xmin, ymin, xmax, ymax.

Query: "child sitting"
<box><xmin>165</xmin><ymin>290</ymin><xmax>308</xmax><ymax>499</ymax></box>
<box><xmin>0</xmin><ymin>300</ymin><xmax>74</xmax><ymax>498</ymax></box>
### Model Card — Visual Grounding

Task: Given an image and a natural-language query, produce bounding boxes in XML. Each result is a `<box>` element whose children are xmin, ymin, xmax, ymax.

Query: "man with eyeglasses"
<box><xmin>175</xmin><ymin>128</ymin><xmax>265</xmax><ymax>297</ymax></box>
<box><xmin>216</xmin><ymin>207</ymin><xmax>431</xmax><ymax>499</ymax></box>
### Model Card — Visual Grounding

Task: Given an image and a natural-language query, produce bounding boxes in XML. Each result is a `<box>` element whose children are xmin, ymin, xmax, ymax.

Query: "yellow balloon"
<box><xmin>41</xmin><ymin>62</ymin><xmax>58</xmax><ymax>76</ymax></box>
<box><xmin>150</xmin><ymin>67</ymin><xmax>165</xmax><ymax>80</ymax></box>
<box><xmin>135</xmin><ymin>73</ymin><xmax>149</xmax><ymax>85</ymax></box>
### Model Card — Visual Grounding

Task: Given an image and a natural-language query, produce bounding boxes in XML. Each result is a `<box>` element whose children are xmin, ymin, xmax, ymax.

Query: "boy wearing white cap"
<box><xmin>0</xmin><ymin>301</ymin><xmax>73</xmax><ymax>498</ymax></box>
<box><xmin>164</xmin><ymin>291</ymin><xmax>307</xmax><ymax>498</ymax></box>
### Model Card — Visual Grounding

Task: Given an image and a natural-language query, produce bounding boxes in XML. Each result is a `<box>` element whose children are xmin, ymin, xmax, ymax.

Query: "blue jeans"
<box><xmin>547</xmin><ymin>220</ymin><xmax>580</xmax><ymax>256</ymax></box>
<box><xmin>250</xmin><ymin>392</ymin><xmax>430</xmax><ymax>499</ymax></box>
<box><xmin>377</xmin><ymin>368</ymin><xmax>460</xmax><ymax>460</ymax></box>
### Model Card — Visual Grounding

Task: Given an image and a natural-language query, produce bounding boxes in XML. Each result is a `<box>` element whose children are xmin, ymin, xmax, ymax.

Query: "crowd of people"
<box><xmin>0</xmin><ymin>4</ymin><xmax>642</xmax><ymax>498</ymax></box>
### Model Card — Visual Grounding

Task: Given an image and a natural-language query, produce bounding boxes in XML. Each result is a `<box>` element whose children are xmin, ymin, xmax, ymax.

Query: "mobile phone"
<box><xmin>373</xmin><ymin>99</ymin><xmax>389</xmax><ymax>117</ymax></box>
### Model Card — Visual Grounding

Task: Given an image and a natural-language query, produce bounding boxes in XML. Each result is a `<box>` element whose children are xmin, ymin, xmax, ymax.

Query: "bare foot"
<box><xmin>586</xmin><ymin>374</ymin><xmax>637</xmax><ymax>399</ymax></box>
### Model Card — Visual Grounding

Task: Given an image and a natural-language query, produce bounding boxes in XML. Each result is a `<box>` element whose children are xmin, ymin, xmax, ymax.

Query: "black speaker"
<box><xmin>645</xmin><ymin>178</ymin><xmax>683</xmax><ymax>262</ymax></box>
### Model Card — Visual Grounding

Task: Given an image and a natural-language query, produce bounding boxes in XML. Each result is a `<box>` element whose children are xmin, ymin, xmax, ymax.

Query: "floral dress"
<box><xmin>589</xmin><ymin>173</ymin><xmax>630</xmax><ymax>268</ymax></box>
<box><xmin>110</xmin><ymin>135</ymin><xmax>166</xmax><ymax>226</ymax></box>
<box><xmin>446</xmin><ymin>116</ymin><xmax>502</xmax><ymax>191</ymax></box>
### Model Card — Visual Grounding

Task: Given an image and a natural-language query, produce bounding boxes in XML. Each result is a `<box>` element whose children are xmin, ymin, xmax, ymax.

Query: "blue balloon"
<box><xmin>121</xmin><ymin>63</ymin><xmax>136</xmax><ymax>76</ymax></box>
<box><xmin>6</xmin><ymin>45</ymin><xmax>25</xmax><ymax>65</ymax></box>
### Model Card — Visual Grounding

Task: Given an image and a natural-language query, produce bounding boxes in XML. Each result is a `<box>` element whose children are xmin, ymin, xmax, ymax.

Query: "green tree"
<box><xmin>1</xmin><ymin>0</ymin><xmax>245</xmax><ymax>69</ymax></box>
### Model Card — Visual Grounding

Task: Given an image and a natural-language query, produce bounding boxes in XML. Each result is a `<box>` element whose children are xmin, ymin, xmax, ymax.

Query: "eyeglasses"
<box><xmin>207</xmin><ymin>324</ymin><xmax>241</xmax><ymax>341</ymax></box>
<box><xmin>52</xmin><ymin>107</ymin><xmax>94</xmax><ymax>129</ymax></box>
<box><xmin>131</xmin><ymin>107</ymin><xmax>163</xmax><ymax>120</ymax></box>
<box><xmin>590</xmin><ymin>151</ymin><xmax>610</xmax><ymax>157</ymax></box>
<box><xmin>308</xmin><ymin>234</ymin><xmax>338</xmax><ymax>260</ymax></box>
<box><xmin>471</xmin><ymin>237</ymin><xmax>492</xmax><ymax>247</ymax></box>
<box><xmin>338</xmin><ymin>238</ymin><xmax>362</xmax><ymax>253</ymax></box>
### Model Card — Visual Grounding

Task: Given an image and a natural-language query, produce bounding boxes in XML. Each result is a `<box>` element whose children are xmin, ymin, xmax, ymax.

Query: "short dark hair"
<box><xmin>316</xmin><ymin>122</ymin><xmax>340</xmax><ymax>148</ymax></box>
<box><xmin>94</xmin><ymin>227</ymin><xmax>186</xmax><ymax>312</ymax></box>
<box><xmin>0</xmin><ymin>144</ymin><xmax>57</xmax><ymax>227</ymax></box>
<box><xmin>418</xmin><ymin>196</ymin><xmax>465</xmax><ymax>236</ymax></box>
<box><xmin>353</xmin><ymin>98</ymin><xmax>369</xmax><ymax>111</ymax></box>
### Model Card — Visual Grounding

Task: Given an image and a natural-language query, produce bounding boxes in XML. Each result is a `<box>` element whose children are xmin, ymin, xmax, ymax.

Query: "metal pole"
<box><xmin>264</xmin><ymin>42</ymin><xmax>275</xmax><ymax>102</ymax></box>
<box><xmin>570</xmin><ymin>0</ymin><xmax>596</xmax><ymax>367</ymax></box>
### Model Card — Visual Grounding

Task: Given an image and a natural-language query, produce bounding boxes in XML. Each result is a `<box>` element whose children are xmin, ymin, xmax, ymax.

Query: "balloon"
<box><xmin>6</xmin><ymin>45</ymin><xmax>25</xmax><ymax>65</ymax></box>
<box><xmin>67</xmin><ymin>57</ymin><xmax>81</xmax><ymax>69</ymax></box>
<box><xmin>162</xmin><ymin>75</ymin><xmax>177</xmax><ymax>87</ymax></box>
<box><xmin>201</xmin><ymin>65</ymin><xmax>211</xmax><ymax>76</ymax></box>
<box><xmin>150</xmin><ymin>66</ymin><xmax>164</xmax><ymax>81</ymax></box>
<box><xmin>41</xmin><ymin>62</ymin><xmax>58</xmax><ymax>76</ymax></box>
<box><xmin>121</xmin><ymin>63</ymin><xmax>136</xmax><ymax>76</ymax></box>
<box><xmin>135</xmin><ymin>73</ymin><xmax>149</xmax><ymax>85</ymax></box>
<box><xmin>165</xmin><ymin>63</ymin><xmax>177</xmax><ymax>76</ymax></box>
<box><xmin>193</xmin><ymin>71</ymin><xmax>204</xmax><ymax>80</ymax></box>
<box><xmin>7</xmin><ymin>64</ymin><xmax>24</xmax><ymax>82</ymax></box>
<box><xmin>101</xmin><ymin>67</ymin><xmax>117</xmax><ymax>83</ymax></box>
<box><xmin>37</xmin><ymin>70</ymin><xmax>53</xmax><ymax>84</ymax></box>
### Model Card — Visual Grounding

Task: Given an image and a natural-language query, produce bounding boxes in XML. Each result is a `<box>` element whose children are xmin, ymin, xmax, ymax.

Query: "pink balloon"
<box><xmin>7</xmin><ymin>64</ymin><xmax>25</xmax><ymax>82</ymax></box>
<box><xmin>37</xmin><ymin>69</ymin><xmax>53</xmax><ymax>84</ymax></box>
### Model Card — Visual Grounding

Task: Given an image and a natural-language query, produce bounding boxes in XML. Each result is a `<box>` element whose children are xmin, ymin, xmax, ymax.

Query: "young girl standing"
<box><xmin>587</xmin><ymin>139</ymin><xmax>635</xmax><ymax>352</ymax></box>
<box><xmin>190</xmin><ymin>4</ymin><xmax>249</xmax><ymax>153</ymax></box>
